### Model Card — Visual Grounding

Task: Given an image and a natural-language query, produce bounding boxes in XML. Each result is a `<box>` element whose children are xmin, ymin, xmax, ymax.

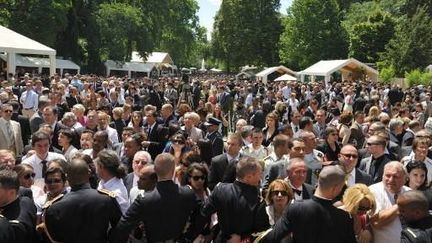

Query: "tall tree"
<box><xmin>279</xmin><ymin>0</ymin><xmax>348</xmax><ymax>70</ymax></box>
<box><xmin>212</xmin><ymin>0</ymin><xmax>282</xmax><ymax>72</ymax></box>
<box><xmin>348</xmin><ymin>9</ymin><xmax>395</xmax><ymax>63</ymax></box>
<box><xmin>381</xmin><ymin>6</ymin><xmax>432</xmax><ymax>76</ymax></box>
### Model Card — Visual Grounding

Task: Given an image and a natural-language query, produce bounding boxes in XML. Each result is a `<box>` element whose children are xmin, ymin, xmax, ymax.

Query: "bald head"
<box><xmin>154</xmin><ymin>153</ymin><xmax>175</xmax><ymax>180</ymax></box>
<box><xmin>68</xmin><ymin>158</ymin><xmax>90</xmax><ymax>186</ymax></box>
<box><xmin>318</xmin><ymin>165</ymin><xmax>346</xmax><ymax>191</ymax></box>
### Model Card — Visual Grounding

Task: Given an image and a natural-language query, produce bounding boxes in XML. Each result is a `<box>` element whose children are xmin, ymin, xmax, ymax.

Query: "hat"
<box><xmin>204</xmin><ymin>117</ymin><xmax>222</xmax><ymax>126</ymax></box>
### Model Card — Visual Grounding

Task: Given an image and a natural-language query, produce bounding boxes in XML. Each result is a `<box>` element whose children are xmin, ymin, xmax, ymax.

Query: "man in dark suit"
<box><xmin>42</xmin><ymin>106</ymin><xmax>68</xmax><ymax>151</ymax></box>
<box><xmin>109</xmin><ymin>153</ymin><xmax>197</xmax><ymax>243</ymax></box>
<box><xmin>191</xmin><ymin>80</ymin><xmax>201</xmax><ymax>109</ymax></box>
<box><xmin>142</xmin><ymin>110</ymin><xmax>168</xmax><ymax>160</ymax></box>
<box><xmin>205</xmin><ymin>117</ymin><xmax>224</xmax><ymax>158</ymax></box>
<box><xmin>29</xmin><ymin>96</ymin><xmax>50</xmax><ymax>134</ymax></box>
<box><xmin>284</xmin><ymin>158</ymin><xmax>314</xmax><ymax>200</ymax></box>
<box><xmin>9</xmin><ymin>101</ymin><xmax>31</xmax><ymax>147</ymax></box>
<box><xmin>123</xmin><ymin>151</ymin><xmax>152</xmax><ymax>195</ymax></box>
<box><xmin>359</xmin><ymin>135</ymin><xmax>391</xmax><ymax>183</ymax></box>
<box><xmin>208</xmin><ymin>133</ymin><xmax>242</xmax><ymax>190</ymax></box>
<box><xmin>44</xmin><ymin>158</ymin><xmax>121</xmax><ymax>243</ymax></box>
<box><xmin>349</xmin><ymin>111</ymin><xmax>366</xmax><ymax>150</ymax></box>
<box><xmin>66</xmin><ymin>86</ymin><xmax>82</xmax><ymax>109</ymax></box>
<box><xmin>352</xmin><ymin>92</ymin><xmax>367</xmax><ymax>113</ymax></box>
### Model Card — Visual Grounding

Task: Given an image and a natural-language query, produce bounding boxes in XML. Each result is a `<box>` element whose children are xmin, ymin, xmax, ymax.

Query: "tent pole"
<box><xmin>49</xmin><ymin>55</ymin><xmax>56</xmax><ymax>77</ymax></box>
<box><xmin>7</xmin><ymin>52</ymin><xmax>16</xmax><ymax>75</ymax></box>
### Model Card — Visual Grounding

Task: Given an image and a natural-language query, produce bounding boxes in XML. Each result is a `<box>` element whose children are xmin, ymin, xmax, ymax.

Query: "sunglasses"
<box><xmin>173</xmin><ymin>140</ymin><xmax>185</xmax><ymax>145</ymax></box>
<box><xmin>24</xmin><ymin>173</ymin><xmax>36</xmax><ymax>180</ymax></box>
<box><xmin>4</xmin><ymin>110</ymin><xmax>13</xmax><ymax>113</ymax></box>
<box><xmin>341</xmin><ymin>153</ymin><xmax>358</xmax><ymax>159</ymax></box>
<box><xmin>358</xmin><ymin>205</ymin><xmax>371</xmax><ymax>212</ymax></box>
<box><xmin>192</xmin><ymin>175</ymin><xmax>206</xmax><ymax>181</ymax></box>
<box><xmin>270</xmin><ymin>190</ymin><xmax>289</xmax><ymax>197</ymax></box>
<box><xmin>45</xmin><ymin>178</ymin><xmax>62</xmax><ymax>184</ymax></box>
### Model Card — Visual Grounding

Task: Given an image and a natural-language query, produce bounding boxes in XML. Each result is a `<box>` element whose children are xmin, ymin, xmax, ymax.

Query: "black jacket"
<box><xmin>0</xmin><ymin>196</ymin><xmax>36</xmax><ymax>243</ymax></box>
<box><xmin>110</xmin><ymin>180</ymin><xmax>197</xmax><ymax>243</ymax></box>
<box><xmin>45</xmin><ymin>183</ymin><xmax>121</xmax><ymax>243</ymax></box>
<box><xmin>401</xmin><ymin>215</ymin><xmax>432</xmax><ymax>243</ymax></box>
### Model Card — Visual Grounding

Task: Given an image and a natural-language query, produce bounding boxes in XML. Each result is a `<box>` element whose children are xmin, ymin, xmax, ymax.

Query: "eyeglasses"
<box><xmin>45</xmin><ymin>178</ymin><xmax>62</xmax><ymax>184</ymax></box>
<box><xmin>341</xmin><ymin>153</ymin><xmax>358</xmax><ymax>159</ymax></box>
<box><xmin>173</xmin><ymin>140</ymin><xmax>185</xmax><ymax>145</ymax></box>
<box><xmin>23</xmin><ymin>173</ymin><xmax>36</xmax><ymax>180</ymax></box>
<box><xmin>358</xmin><ymin>205</ymin><xmax>371</xmax><ymax>212</ymax></box>
<box><xmin>270</xmin><ymin>190</ymin><xmax>289</xmax><ymax>197</ymax></box>
<box><xmin>3</xmin><ymin>110</ymin><xmax>12</xmax><ymax>113</ymax></box>
<box><xmin>192</xmin><ymin>175</ymin><xmax>206</xmax><ymax>181</ymax></box>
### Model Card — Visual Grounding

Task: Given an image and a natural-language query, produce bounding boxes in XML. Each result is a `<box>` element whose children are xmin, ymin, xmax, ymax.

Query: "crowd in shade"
<box><xmin>1</xmin><ymin>71</ymin><xmax>432</xmax><ymax>243</ymax></box>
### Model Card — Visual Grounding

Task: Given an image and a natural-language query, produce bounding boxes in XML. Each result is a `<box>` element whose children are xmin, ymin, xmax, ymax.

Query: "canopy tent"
<box><xmin>236</xmin><ymin>70</ymin><xmax>256</xmax><ymax>81</ymax></box>
<box><xmin>131</xmin><ymin>51</ymin><xmax>176</xmax><ymax>76</ymax></box>
<box><xmin>274</xmin><ymin>74</ymin><xmax>297</xmax><ymax>81</ymax></box>
<box><xmin>0</xmin><ymin>25</ymin><xmax>56</xmax><ymax>76</ymax></box>
<box><xmin>0</xmin><ymin>54</ymin><xmax>79</xmax><ymax>75</ymax></box>
<box><xmin>255</xmin><ymin>65</ymin><xmax>297</xmax><ymax>84</ymax></box>
<box><xmin>105</xmin><ymin>60</ymin><xmax>157</xmax><ymax>78</ymax></box>
<box><xmin>299</xmin><ymin>58</ymin><xmax>378</xmax><ymax>87</ymax></box>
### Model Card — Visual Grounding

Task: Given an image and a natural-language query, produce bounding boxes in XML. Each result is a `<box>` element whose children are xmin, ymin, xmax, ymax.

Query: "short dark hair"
<box><xmin>0</xmin><ymin>169</ymin><xmax>19</xmax><ymax>191</ymax></box>
<box><xmin>95</xmin><ymin>149</ymin><xmax>126</xmax><ymax>179</ymax></box>
<box><xmin>31</xmin><ymin>131</ymin><xmax>51</xmax><ymax>146</ymax></box>
<box><xmin>299</xmin><ymin>117</ymin><xmax>313</xmax><ymax>129</ymax></box>
<box><xmin>45</xmin><ymin>166</ymin><xmax>67</xmax><ymax>183</ymax></box>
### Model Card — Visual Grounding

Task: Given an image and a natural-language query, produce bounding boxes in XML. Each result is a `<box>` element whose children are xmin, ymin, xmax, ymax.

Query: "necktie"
<box><xmin>293</xmin><ymin>188</ymin><xmax>302</xmax><ymax>196</ymax></box>
<box><xmin>394</xmin><ymin>193</ymin><xmax>399</xmax><ymax>204</ymax></box>
<box><xmin>41</xmin><ymin>160</ymin><xmax>48</xmax><ymax>178</ymax></box>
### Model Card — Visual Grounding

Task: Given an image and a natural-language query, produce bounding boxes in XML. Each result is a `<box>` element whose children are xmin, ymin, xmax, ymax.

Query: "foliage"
<box><xmin>279</xmin><ymin>0</ymin><xmax>348</xmax><ymax>70</ymax></box>
<box><xmin>96</xmin><ymin>3</ymin><xmax>152</xmax><ymax>62</ymax></box>
<box><xmin>381</xmin><ymin>6</ymin><xmax>432</xmax><ymax>76</ymax></box>
<box><xmin>212</xmin><ymin>0</ymin><xmax>282</xmax><ymax>72</ymax></box>
<box><xmin>347</xmin><ymin>9</ymin><xmax>395</xmax><ymax>63</ymax></box>
<box><xmin>378</xmin><ymin>65</ymin><xmax>395</xmax><ymax>83</ymax></box>
<box><xmin>405</xmin><ymin>69</ymin><xmax>424</xmax><ymax>86</ymax></box>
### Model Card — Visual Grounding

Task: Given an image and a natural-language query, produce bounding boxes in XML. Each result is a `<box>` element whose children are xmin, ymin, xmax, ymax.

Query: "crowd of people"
<box><xmin>1</xmin><ymin>71</ymin><xmax>432</xmax><ymax>243</ymax></box>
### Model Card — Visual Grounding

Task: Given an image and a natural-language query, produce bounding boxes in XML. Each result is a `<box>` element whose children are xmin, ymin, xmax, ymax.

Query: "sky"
<box><xmin>198</xmin><ymin>0</ymin><xmax>293</xmax><ymax>40</ymax></box>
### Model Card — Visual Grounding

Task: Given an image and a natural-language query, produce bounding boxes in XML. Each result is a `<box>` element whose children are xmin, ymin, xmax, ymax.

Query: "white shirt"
<box><xmin>101</xmin><ymin>127</ymin><xmax>119</xmax><ymax>145</ymax></box>
<box><xmin>22</xmin><ymin>152</ymin><xmax>66</xmax><ymax>179</ymax></box>
<box><xmin>98</xmin><ymin>177</ymin><xmax>130</xmax><ymax>215</ymax></box>
<box><xmin>63</xmin><ymin>145</ymin><xmax>78</xmax><ymax>162</ymax></box>
<box><xmin>20</xmin><ymin>89</ymin><xmax>39</xmax><ymax>110</ymax></box>
<box><xmin>369</xmin><ymin>182</ymin><xmax>411</xmax><ymax>243</ymax></box>
<box><xmin>346</xmin><ymin>169</ymin><xmax>356</xmax><ymax>187</ymax></box>
<box><xmin>129</xmin><ymin>186</ymin><xmax>145</xmax><ymax>204</ymax></box>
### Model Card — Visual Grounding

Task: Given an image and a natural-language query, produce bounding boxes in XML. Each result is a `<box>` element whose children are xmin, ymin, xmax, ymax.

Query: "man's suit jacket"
<box><xmin>206</xmin><ymin>131</ymin><xmax>224</xmax><ymax>158</ymax></box>
<box><xmin>300</xmin><ymin>183</ymin><xmax>315</xmax><ymax>200</ymax></box>
<box><xmin>354</xmin><ymin>168</ymin><xmax>373</xmax><ymax>186</ymax></box>
<box><xmin>146</xmin><ymin>123</ymin><xmax>168</xmax><ymax>160</ymax></box>
<box><xmin>208</xmin><ymin>153</ymin><xmax>239</xmax><ymax>190</ymax></box>
<box><xmin>12</xmin><ymin>113</ymin><xmax>31</xmax><ymax>146</ymax></box>
<box><xmin>66</xmin><ymin>95</ymin><xmax>82</xmax><ymax>109</ymax></box>
<box><xmin>263</xmin><ymin>161</ymin><xmax>313</xmax><ymax>191</ymax></box>
<box><xmin>0</xmin><ymin>119</ymin><xmax>24</xmax><ymax>156</ymax></box>
<box><xmin>359</xmin><ymin>155</ymin><xmax>391</xmax><ymax>183</ymax></box>
<box><xmin>123</xmin><ymin>173</ymin><xmax>134</xmax><ymax>195</ymax></box>
<box><xmin>181</xmin><ymin>126</ymin><xmax>203</xmax><ymax>143</ymax></box>
<box><xmin>29</xmin><ymin>111</ymin><xmax>43</xmax><ymax>133</ymax></box>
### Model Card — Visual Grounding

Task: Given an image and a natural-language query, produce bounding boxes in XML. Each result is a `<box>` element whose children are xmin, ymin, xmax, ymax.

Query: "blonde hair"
<box><xmin>342</xmin><ymin>184</ymin><xmax>376</xmax><ymax>215</ymax></box>
<box><xmin>265</xmin><ymin>179</ymin><xmax>294</xmax><ymax>205</ymax></box>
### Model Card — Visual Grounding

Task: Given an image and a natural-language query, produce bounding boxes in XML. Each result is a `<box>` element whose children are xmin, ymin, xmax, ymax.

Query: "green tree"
<box><xmin>212</xmin><ymin>0</ymin><xmax>282</xmax><ymax>72</ymax></box>
<box><xmin>378</xmin><ymin>65</ymin><xmax>395</xmax><ymax>83</ymax></box>
<box><xmin>96</xmin><ymin>3</ymin><xmax>152</xmax><ymax>62</ymax></box>
<box><xmin>348</xmin><ymin>10</ymin><xmax>395</xmax><ymax>63</ymax></box>
<box><xmin>381</xmin><ymin>6</ymin><xmax>432</xmax><ymax>76</ymax></box>
<box><xmin>279</xmin><ymin>0</ymin><xmax>348</xmax><ymax>70</ymax></box>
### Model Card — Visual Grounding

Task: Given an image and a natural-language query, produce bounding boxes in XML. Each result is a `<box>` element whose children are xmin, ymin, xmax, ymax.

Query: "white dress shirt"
<box><xmin>20</xmin><ymin>89</ymin><xmax>39</xmax><ymax>110</ymax></box>
<box><xmin>98</xmin><ymin>177</ymin><xmax>130</xmax><ymax>215</ymax></box>
<box><xmin>22</xmin><ymin>152</ymin><xmax>66</xmax><ymax>179</ymax></box>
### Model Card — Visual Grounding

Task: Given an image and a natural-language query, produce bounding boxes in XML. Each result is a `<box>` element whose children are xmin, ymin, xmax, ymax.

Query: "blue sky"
<box><xmin>198</xmin><ymin>0</ymin><xmax>293</xmax><ymax>39</ymax></box>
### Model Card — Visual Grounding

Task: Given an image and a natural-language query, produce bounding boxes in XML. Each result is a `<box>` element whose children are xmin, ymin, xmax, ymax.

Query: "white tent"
<box><xmin>105</xmin><ymin>60</ymin><xmax>156</xmax><ymax>78</ymax></box>
<box><xmin>210</xmin><ymin>68</ymin><xmax>222</xmax><ymax>72</ymax></box>
<box><xmin>0</xmin><ymin>25</ymin><xmax>56</xmax><ymax>76</ymax></box>
<box><xmin>255</xmin><ymin>65</ymin><xmax>297</xmax><ymax>84</ymax></box>
<box><xmin>274</xmin><ymin>74</ymin><xmax>297</xmax><ymax>81</ymax></box>
<box><xmin>0</xmin><ymin>54</ymin><xmax>79</xmax><ymax>75</ymax></box>
<box><xmin>300</xmin><ymin>58</ymin><xmax>378</xmax><ymax>87</ymax></box>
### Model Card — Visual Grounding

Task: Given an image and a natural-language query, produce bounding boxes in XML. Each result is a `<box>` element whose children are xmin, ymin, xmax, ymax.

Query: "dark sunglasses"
<box><xmin>341</xmin><ymin>153</ymin><xmax>358</xmax><ymax>159</ymax></box>
<box><xmin>4</xmin><ymin>110</ymin><xmax>13</xmax><ymax>113</ymax></box>
<box><xmin>45</xmin><ymin>178</ymin><xmax>62</xmax><ymax>184</ymax></box>
<box><xmin>358</xmin><ymin>205</ymin><xmax>371</xmax><ymax>212</ymax></box>
<box><xmin>192</xmin><ymin>175</ymin><xmax>206</xmax><ymax>181</ymax></box>
<box><xmin>24</xmin><ymin>173</ymin><xmax>36</xmax><ymax>180</ymax></box>
<box><xmin>270</xmin><ymin>190</ymin><xmax>289</xmax><ymax>197</ymax></box>
<box><xmin>173</xmin><ymin>140</ymin><xmax>185</xmax><ymax>145</ymax></box>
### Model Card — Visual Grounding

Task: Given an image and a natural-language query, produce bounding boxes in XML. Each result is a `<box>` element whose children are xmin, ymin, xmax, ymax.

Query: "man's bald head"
<box><xmin>154</xmin><ymin>153</ymin><xmax>175</xmax><ymax>180</ymax></box>
<box><xmin>68</xmin><ymin>158</ymin><xmax>90</xmax><ymax>186</ymax></box>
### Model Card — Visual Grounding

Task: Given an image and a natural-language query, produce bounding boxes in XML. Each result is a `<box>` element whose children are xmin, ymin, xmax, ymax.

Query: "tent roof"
<box><xmin>274</xmin><ymin>74</ymin><xmax>297</xmax><ymax>81</ymax></box>
<box><xmin>0</xmin><ymin>25</ymin><xmax>56</xmax><ymax>56</ymax></box>
<box><xmin>300</xmin><ymin>58</ymin><xmax>378</xmax><ymax>77</ymax></box>
<box><xmin>0</xmin><ymin>54</ymin><xmax>79</xmax><ymax>70</ymax></box>
<box><xmin>105</xmin><ymin>60</ymin><xmax>156</xmax><ymax>72</ymax></box>
<box><xmin>131</xmin><ymin>51</ymin><xmax>173</xmax><ymax>64</ymax></box>
<box><xmin>256</xmin><ymin>65</ymin><xmax>297</xmax><ymax>77</ymax></box>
